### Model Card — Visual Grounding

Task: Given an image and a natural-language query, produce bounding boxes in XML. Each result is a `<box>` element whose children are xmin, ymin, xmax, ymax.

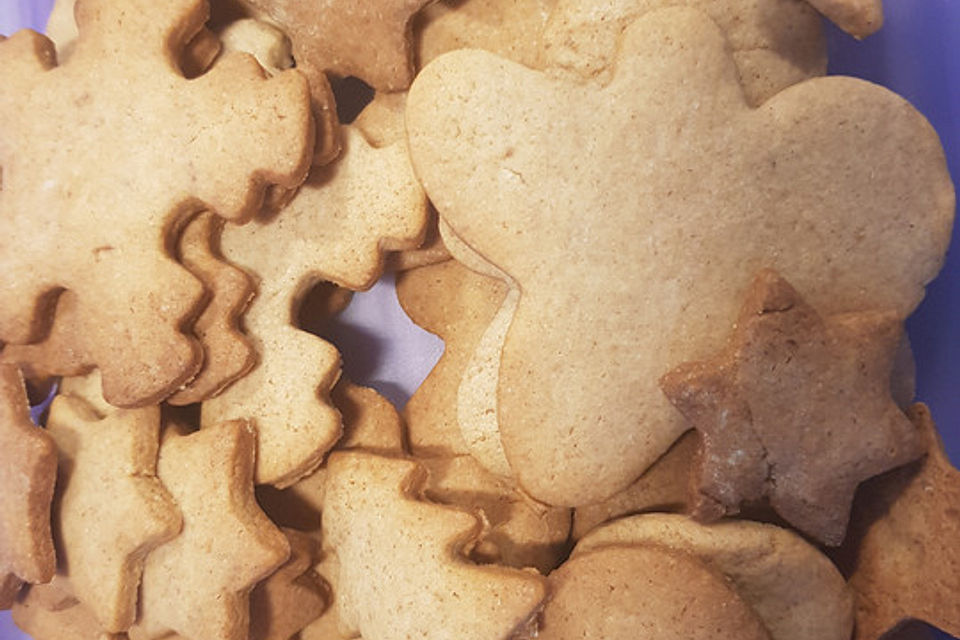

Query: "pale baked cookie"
<box><xmin>322</xmin><ymin>451</ymin><xmax>548</xmax><ymax>639</ymax></box>
<box><xmin>129</xmin><ymin>420</ymin><xmax>290</xmax><ymax>640</ymax></box>
<box><xmin>405</xmin><ymin>6</ymin><xmax>954</xmax><ymax>507</ymax></box>
<box><xmin>575</xmin><ymin>513</ymin><xmax>854</xmax><ymax>640</ymax></box>
<box><xmin>540</xmin><ymin>0</ymin><xmax>826</xmax><ymax>106</ymax></box>
<box><xmin>0</xmin><ymin>364</ymin><xmax>57</xmax><ymax>604</ymax></box>
<box><xmin>45</xmin><ymin>395</ymin><xmax>181</xmax><ymax>633</ymax></box>
<box><xmin>571</xmin><ymin>431</ymin><xmax>697</xmax><ymax>539</ymax></box>
<box><xmin>203</xmin><ymin>123</ymin><xmax>426</xmax><ymax>487</ymax></box>
<box><xmin>537</xmin><ymin>544</ymin><xmax>771</xmax><ymax>639</ymax></box>
<box><xmin>0</xmin><ymin>0</ymin><xmax>313</xmax><ymax>407</ymax></box>
<box><xmin>807</xmin><ymin>0</ymin><xmax>883</xmax><ymax>38</ymax></box>
<box><xmin>167</xmin><ymin>212</ymin><xmax>257</xmax><ymax>406</ymax></box>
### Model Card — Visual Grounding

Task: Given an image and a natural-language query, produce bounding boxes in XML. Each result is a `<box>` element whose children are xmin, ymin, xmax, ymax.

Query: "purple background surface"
<box><xmin>1</xmin><ymin>1</ymin><xmax>958</xmax><ymax>639</ymax></box>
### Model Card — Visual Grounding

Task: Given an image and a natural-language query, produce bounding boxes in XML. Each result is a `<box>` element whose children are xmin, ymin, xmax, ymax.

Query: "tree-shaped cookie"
<box><xmin>167</xmin><ymin>212</ymin><xmax>257</xmax><ymax>406</ymax></box>
<box><xmin>203</xmin><ymin>125</ymin><xmax>427</xmax><ymax>487</ymax></box>
<box><xmin>0</xmin><ymin>364</ymin><xmax>57</xmax><ymax>603</ymax></box>
<box><xmin>0</xmin><ymin>0</ymin><xmax>313</xmax><ymax>407</ymax></box>
<box><xmin>249</xmin><ymin>528</ymin><xmax>329</xmax><ymax>640</ymax></box>
<box><xmin>129</xmin><ymin>420</ymin><xmax>290</xmax><ymax>640</ymax></box>
<box><xmin>839</xmin><ymin>403</ymin><xmax>960</xmax><ymax>640</ymax></box>
<box><xmin>405</xmin><ymin>7</ymin><xmax>954</xmax><ymax>507</ymax></box>
<box><xmin>45</xmin><ymin>395</ymin><xmax>182</xmax><ymax>633</ymax></box>
<box><xmin>660</xmin><ymin>270</ymin><xmax>923</xmax><ymax>544</ymax></box>
<box><xmin>322</xmin><ymin>451</ymin><xmax>548</xmax><ymax>639</ymax></box>
<box><xmin>540</xmin><ymin>0</ymin><xmax>826</xmax><ymax>107</ymax></box>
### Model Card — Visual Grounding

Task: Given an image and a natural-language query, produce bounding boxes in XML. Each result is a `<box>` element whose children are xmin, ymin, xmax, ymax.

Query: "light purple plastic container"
<box><xmin>0</xmin><ymin>1</ymin><xmax>957</xmax><ymax>639</ymax></box>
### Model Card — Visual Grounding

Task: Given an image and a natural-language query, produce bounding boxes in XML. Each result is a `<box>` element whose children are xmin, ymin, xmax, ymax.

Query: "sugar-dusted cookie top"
<box><xmin>0</xmin><ymin>0</ymin><xmax>313</xmax><ymax>407</ymax></box>
<box><xmin>406</xmin><ymin>6</ymin><xmax>954</xmax><ymax>507</ymax></box>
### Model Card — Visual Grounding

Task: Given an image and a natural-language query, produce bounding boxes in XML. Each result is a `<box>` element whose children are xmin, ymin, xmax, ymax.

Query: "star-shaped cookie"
<box><xmin>659</xmin><ymin>270</ymin><xmax>924</xmax><ymax>545</ymax></box>
<box><xmin>0</xmin><ymin>364</ymin><xmax>57</xmax><ymax>592</ymax></box>
<box><xmin>840</xmin><ymin>403</ymin><xmax>960</xmax><ymax>640</ymax></box>
<box><xmin>239</xmin><ymin>0</ymin><xmax>434</xmax><ymax>91</ymax></box>
<box><xmin>45</xmin><ymin>394</ymin><xmax>182</xmax><ymax>632</ymax></box>
<box><xmin>129</xmin><ymin>420</ymin><xmax>290</xmax><ymax>640</ymax></box>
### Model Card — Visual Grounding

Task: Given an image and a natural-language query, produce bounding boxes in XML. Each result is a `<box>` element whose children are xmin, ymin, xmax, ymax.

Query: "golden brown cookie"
<box><xmin>0</xmin><ymin>0</ymin><xmax>313</xmax><ymax>407</ymax></box>
<box><xmin>167</xmin><ymin>212</ymin><xmax>257</xmax><ymax>406</ymax></box>
<box><xmin>571</xmin><ymin>430</ymin><xmax>697</xmax><ymax>539</ymax></box>
<box><xmin>575</xmin><ymin>514</ymin><xmax>854</xmax><ymax>640</ymax></box>
<box><xmin>405</xmin><ymin>6</ymin><xmax>954</xmax><ymax>507</ymax></box>
<box><xmin>660</xmin><ymin>270</ymin><xmax>924</xmax><ymax>545</ymax></box>
<box><xmin>203</xmin><ymin>124</ymin><xmax>426</xmax><ymax>487</ymax></box>
<box><xmin>397</xmin><ymin>258</ymin><xmax>509</xmax><ymax>459</ymax></box>
<box><xmin>322</xmin><ymin>451</ymin><xmax>548</xmax><ymax>639</ymax></box>
<box><xmin>538</xmin><ymin>544</ymin><xmax>771</xmax><ymax>639</ymax></box>
<box><xmin>541</xmin><ymin>0</ymin><xmax>826</xmax><ymax>106</ymax></box>
<box><xmin>45</xmin><ymin>394</ymin><xmax>181</xmax><ymax>632</ymax></box>
<box><xmin>250</xmin><ymin>528</ymin><xmax>329</xmax><ymax>640</ymax></box>
<box><xmin>13</xmin><ymin>584</ymin><xmax>121</xmax><ymax>640</ymax></box>
<box><xmin>415</xmin><ymin>0</ymin><xmax>558</xmax><ymax>70</ymax></box>
<box><xmin>420</xmin><ymin>454</ymin><xmax>572</xmax><ymax>573</ymax></box>
<box><xmin>0</xmin><ymin>364</ymin><xmax>57</xmax><ymax>592</ymax></box>
<box><xmin>129</xmin><ymin>420</ymin><xmax>290</xmax><ymax>640</ymax></box>
<box><xmin>839</xmin><ymin>404</ymin><xmax>960</xmax><ymax>640</ymax></box>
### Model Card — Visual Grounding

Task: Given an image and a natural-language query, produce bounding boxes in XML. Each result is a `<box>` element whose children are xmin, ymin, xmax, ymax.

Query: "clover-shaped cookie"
<box><xmin>541</xmin><ymin>0</ymin><xmax>826</xmax><ymax>106</ymax></box>
<box><xmin>0</xmin><ymin>0</ymin><xmax>313</xmax><ymax>407</ymax></box>
<box><xmin>405</xmin><ymin>6</ymin><xmax>954</xmax><ymax>507</ymax></box>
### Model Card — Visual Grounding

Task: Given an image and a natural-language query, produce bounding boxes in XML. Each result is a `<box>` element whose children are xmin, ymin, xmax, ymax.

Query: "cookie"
<box><xmin>397</xmin><ymin>258</ymin><xmax>509</xmax><ymax>459</ymax></box>
<box><xmin>660</xmin><ymin>270</ymin><xmax>924</xmax><ymax>544</ymax></box>
<box><xmin>322</xmin><ymin>451</ymin><xmax>548</xmax><ymax>639</ymax></box>
<box><xmin>540</xmin><ymin>0</ymin><xmax>826</xmax><ymax>106</ymax></box>
<box><xmin>237</xmin><ymin>0</ymin><xmax>434</xmax><ymax>92</ymax></box>
<box><xmin>129</xmin><ymin>420</ymin><xmax>290</xmax><ymax>640</ymax></box>
<box><xmin>405</xmin><ymin>6</ymin><xmax>954</xmax><ymax>507</ymax></box>
<box><xmin>806</xmin><ymin>0</ymin><xmax>883</xmax><ymax>38</ymax></box>
<box><xmin>537</xmin><ymin>544</ymin><xmax>771</xmax><ymax>639</ymax></box>
<box><xmin>575</xmin><ymin>513</ymin><xmax>854</xmax><ymax>640</ymax></box>
<box><xmin>571</xmin><ymin>430</ymin><xmax>697</xmax><ymax>539</ymax></box>
<box><xmin>249</xmin><ymin>528</ymin><xmax>329</xmax><ymax>640</ymax></box>
<box><xmin>420</xmin><ymin>454</ymin><xmax>572</xmax><ymax>573</ymax></box>
<box><xmin>0</xmin><ymin>0</ymin><xmax>314</xmax><ymax>407</ymax></box>
<box><xmin>839</xmin><ymin>403</ymin><xmax>960</xmax><ymax>640</ymax></box>
<box><xmin>13</xmin><ymin>584</ymin><xmax>120</xmax><ymax>640</ymax></box>
<box><xmin>45</xmin><ymin>394</ymin><xmax>181</xmax><ymax>632</ymax></box>
<box><xmin>0</xmin><ymin>364</ymin><xmax>57</xmax><ymax>593</ymax></box>
<box><xmin>167</xmin><ymin>212</ymin><xmax>257</xmax><ymax>405</ymax></box>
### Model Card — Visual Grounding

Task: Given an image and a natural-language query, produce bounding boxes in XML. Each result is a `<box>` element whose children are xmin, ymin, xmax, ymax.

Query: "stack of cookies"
<box><xmin>0</xmin><ymin>0</ymin><xmax>957</xmax><ymax>639</ymax></box>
